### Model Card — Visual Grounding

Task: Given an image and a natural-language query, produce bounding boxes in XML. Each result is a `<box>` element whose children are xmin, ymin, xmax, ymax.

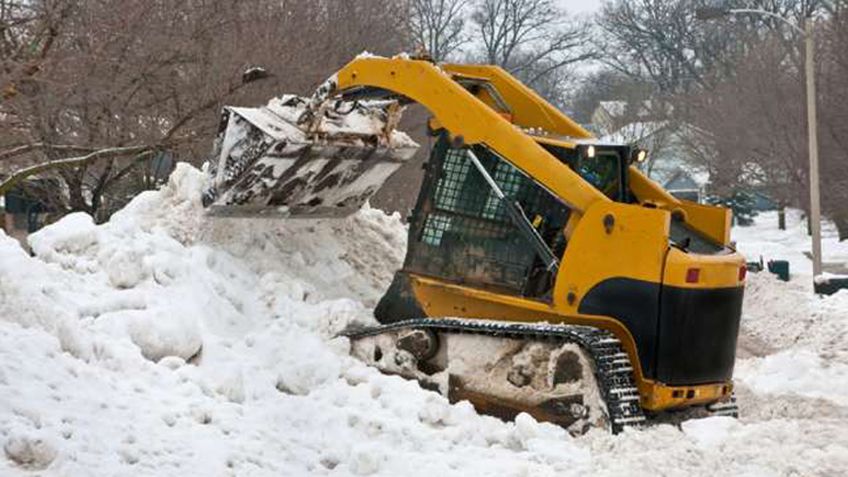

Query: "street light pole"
<box><xmin>804</xmin><ymin>17</ymin><xmax>823</xmax><ymax>277</ymax></box>
<box><xmin>695</xmin><ymin>7</ymin><xmax>823</xmax><ymax>277</ymax></box>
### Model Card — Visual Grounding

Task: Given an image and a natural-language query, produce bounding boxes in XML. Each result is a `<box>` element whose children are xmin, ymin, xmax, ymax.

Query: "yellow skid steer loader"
<box><xmin>202</xmin><ymin>55</ymin><xmax>745</xmax><ymax>434</ymax></box>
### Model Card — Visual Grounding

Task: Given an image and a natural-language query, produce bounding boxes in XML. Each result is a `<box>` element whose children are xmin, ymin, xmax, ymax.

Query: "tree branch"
<box><xmin>0</xmin><ymin>145</ymin><xmax>154</xmax><ymax>196</ymax></box>
<box><xmin>0</xmin><ymin>142</ymin><xmax>96</xmax><ymax>162</ymax></box>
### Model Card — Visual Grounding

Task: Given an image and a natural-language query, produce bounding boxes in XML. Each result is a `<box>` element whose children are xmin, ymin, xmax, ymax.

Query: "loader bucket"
<box><xmin>202</xmin><ymin>95</ymin><xmax>418</xmax><ymax>218</ymax></box>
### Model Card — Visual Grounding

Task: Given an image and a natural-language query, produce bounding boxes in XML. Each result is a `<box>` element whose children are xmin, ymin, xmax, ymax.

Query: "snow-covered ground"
<box><xmin>1</xmin><ymin>165</ymin><xmax>846</xmax><ymax>475</ymax></box>
<box><xmin>733</xmin><ymin>208</ymin><xmax>848</xmax><ymax>277</ymax></box>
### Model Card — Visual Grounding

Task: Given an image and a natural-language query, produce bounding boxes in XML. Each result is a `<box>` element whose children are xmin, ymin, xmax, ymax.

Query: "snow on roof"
<box><xmin>739</xmin><ymin>161</ymin><xmax>768</xmax><ymax>186</ymax></box>
<box><xmin>597</xmin><ymin>100</ymin><xmax>657</xmax><ymax>120</ymax></box>
<box><xmin>691</xmin><ymin>169</ymin><xmax>710</xmax><ymax>186</ymax></box>
<box><xmin>355</xmin><ymin>51</ymin><xmax>414</xmax><ymax>60</ymax></box>
<box><xmin>599</xmin><ymin>120</ymin><xmax>669</xmax><ymax>145</ymax></box>
<box><xmin>815</xmin><ymin>271</ymin><xmax>848</xmax><ymax>284</ymax></box>
<box><xmin>598</xmin><ymin>100</ymin><xmax>627</xmax><ymax>117</ymax></box>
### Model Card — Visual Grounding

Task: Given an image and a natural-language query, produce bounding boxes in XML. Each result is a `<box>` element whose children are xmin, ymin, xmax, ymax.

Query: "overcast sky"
<box><xmin>562</xmin><ymin>0</ymin><xmax>603</xmax><ymax>15</ymax></box>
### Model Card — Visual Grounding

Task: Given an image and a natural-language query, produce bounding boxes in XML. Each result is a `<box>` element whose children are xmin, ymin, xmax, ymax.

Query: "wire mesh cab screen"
<box><xmin>405</xmin><ymin>137</ymin><xmax>570</xmax><ymax>296</ymax></box>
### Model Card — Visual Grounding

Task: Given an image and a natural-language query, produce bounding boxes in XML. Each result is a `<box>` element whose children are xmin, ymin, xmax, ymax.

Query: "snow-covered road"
<box><xmin>1</xmin><ymin>165</ymin><xmax>846</xmax><ymax>476</ymax></box>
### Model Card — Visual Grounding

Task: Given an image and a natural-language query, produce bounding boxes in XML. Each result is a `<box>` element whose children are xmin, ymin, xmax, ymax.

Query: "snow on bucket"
<box><xmin>202</xmin><ymin>95</ymin><xmax>418</xmax><ymax>218</ymax></box>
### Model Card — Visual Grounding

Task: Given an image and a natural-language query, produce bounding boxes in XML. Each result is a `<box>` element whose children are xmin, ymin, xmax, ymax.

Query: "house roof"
<box><xmin>598</xmin><ymin>100</ymin><xmax>627</xmax><ymax>117</ymax></box>
<box><xmin>654</xmin><ymin>166</ymin><xmax>710</xmax><ymax>189</ymax></box>
<box><xmin>598</xmin><ymin>120</ymin><xmax>669</xmax><ymax>145</ymax></box>
<box><xmin>596</xmin><ymin>100</ymin><xmax>656</xmax><ymax>119</ymax></box>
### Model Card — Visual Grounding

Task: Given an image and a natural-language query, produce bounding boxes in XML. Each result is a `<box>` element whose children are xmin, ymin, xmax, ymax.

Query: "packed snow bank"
<box><xmin>732</xmin><ymin>209</ymin><xmax>848</xmax><ymax>370</ymax></box>
<box><xmin>1</xmin><ymin>164</ymin><xmax>847</xmax><ymax>476</ymax></box>
<box><xmin>197</xmin><ymin>205</ymin><xmax>406</xmax><ymax>307</ymax></box>
<box><xmin>740</xmin><ymin>273</ymin><xmax>848</xmax><ymax>364</ymax></box>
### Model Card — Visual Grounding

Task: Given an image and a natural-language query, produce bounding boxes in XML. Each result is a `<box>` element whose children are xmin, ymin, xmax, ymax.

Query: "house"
<box><xmin>593</xmin><ymin>102</ymin><xmax>709</xmax><ymax>203</ymax></box>
<box><xmin>591</xmin><ymin>100</ymin><xmax>657</xmax><ymax>135</ymax></box>
<box><xmin>661</xmin><ymin>168</ymin><xmax>709</xmax><ymax>203</ymax></box>
<box><xmin>1</xmin><ymin>179</ymin><xmax>57</xmax><ymax>244</ymax></box>
<box><xmin>591</xmin><ymin>101</ymin><xmax>628</xmax><ymax>132</ymax></box>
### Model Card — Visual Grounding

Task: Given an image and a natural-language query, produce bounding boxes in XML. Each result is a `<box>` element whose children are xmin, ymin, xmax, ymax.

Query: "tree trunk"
<box><xmin>778</xmin><ymin>206</ymin><xmax>786</xmax><ymax>230</ymax></box>
<box><xmin>62</xmin><ymin>170</ymin><xmax>88</xmax><ymax>214</ymax></box>
<box><xmin>835</xmin><ymin>214</ymin><xmax>848</xmax><ymax>242</ymax></box>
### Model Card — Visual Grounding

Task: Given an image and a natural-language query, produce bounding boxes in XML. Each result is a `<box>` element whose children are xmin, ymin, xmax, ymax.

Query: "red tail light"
<box><xmin>739</xmin><ymin>265</ymin><xmax>747</xmax><ymax>282</ymax></box>
<box><xmin>686</xmin><ymin>268</ymin><xmax>700</xmax><ymax>283</ymax></box>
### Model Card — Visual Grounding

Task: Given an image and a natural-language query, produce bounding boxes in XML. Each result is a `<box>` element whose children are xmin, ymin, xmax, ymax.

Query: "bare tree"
<box><xmin>671</xmin><ymin>13</ymin><xmax>848</xmax><ymax>239</ymax></box>
<box><xmin>676</xmin><ymin>35</ymin><xmax>807</xmax><ymax>200</ymax></box>
<box><xmin>592</xmin><ymin>0</ymin><xmax>848</xmax><ymax>239</ymax></box>
<box><xmin>407</xmin><ymin>0</ymin><xmax>469</xmax><ymax>61</ymax></box>
<box><xmin>599</xmin><ymin>0</ymin><xmax>731</xmax><ymax>93</ymax></box>
<box><xmin>597</xmin><ymin>0</ymin><xmax>826</xmax><ymax>94</ymax></box>
<box><xmin>818</xmin><ymin>0</ymin><xmax>848</xmax><ymax>238</ymax></box>
<box><xmin>470</xmin><ymin>0</ymin><xmax>595</xmax><ymax>101</ymax></box>
<box><xmin>0</xmin><ymin>0</ymin><xmax>407</xmax><ymax>223</ymax></box>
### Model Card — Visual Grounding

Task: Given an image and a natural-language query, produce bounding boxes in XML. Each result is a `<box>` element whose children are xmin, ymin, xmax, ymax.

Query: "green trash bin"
<box><xmin>767</xmin><ymin>260</ymin><xmax>790</xmax><ymax>281</ymax></box>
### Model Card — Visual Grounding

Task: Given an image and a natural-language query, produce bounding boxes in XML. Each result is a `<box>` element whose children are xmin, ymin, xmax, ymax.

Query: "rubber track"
<box><xmin>706</xmin><ymin>394</ymin><xmax>739</xmax><ymax>417</ymax></box>
<box><xmin>343</xmin><ymin>318</ymin><xmax>646</xmax><ymax>433</ymax></box>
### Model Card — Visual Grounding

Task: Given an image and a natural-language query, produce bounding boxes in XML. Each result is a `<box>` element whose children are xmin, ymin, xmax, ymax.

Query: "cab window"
<box><xmin>578</xmin><ymin>152</ymin><xmax>621</xmax><ymax>200</ymax></box>
<box><xmin>540</xmin><ymin>143</ymin><xmax>624</xmax><ymax>201</ymax></box>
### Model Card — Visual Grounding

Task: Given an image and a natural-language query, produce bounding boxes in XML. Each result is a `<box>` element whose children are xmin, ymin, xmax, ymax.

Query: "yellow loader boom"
<box><xmin>331</xmin><ymin>57</ymin><xmax>606</xmax><ymax>213</ymax></box>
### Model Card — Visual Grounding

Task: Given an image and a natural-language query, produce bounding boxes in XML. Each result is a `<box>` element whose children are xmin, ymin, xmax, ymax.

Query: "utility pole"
<box><xmin>804</xmin><ymin>17</ymin><xmax>822</xmax><ymax>276</ymax></box>
<box><xmin>695</xmin><ymin>7</ymin><xmax>823</xmax><ymax>277</ymax></box>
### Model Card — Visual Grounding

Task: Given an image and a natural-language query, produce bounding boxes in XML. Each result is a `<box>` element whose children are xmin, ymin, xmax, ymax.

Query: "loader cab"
<box><xmin>381</xmin><ymin>133</ymin><xmax>638</xmax><ymax>312</ymax></box>
<box><xmin>384</xmin><ymin>133</ymin><xmax>572</xmax><ymax>302</ymax></box>
<box><xmin>536</xmin><ymin>139</ymin><xmax>631</xmax><ymax>203</ymax></box>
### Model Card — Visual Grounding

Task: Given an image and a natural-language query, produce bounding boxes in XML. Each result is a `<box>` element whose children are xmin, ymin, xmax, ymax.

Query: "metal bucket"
<box><xmin>202</xmin><ymin>96</ymin><xmax>418</xmax><ymax>218</ymax></box>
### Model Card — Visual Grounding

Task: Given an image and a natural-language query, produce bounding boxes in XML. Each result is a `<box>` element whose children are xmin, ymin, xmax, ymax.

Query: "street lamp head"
<box><xmin>695</xmin><ymin>7</ymin><xmax>731</xmax><ymax>20</ymax></box>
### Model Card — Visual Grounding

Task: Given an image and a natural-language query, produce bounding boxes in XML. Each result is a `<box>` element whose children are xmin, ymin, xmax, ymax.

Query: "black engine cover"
<box><xmin>579</xmin><ymin>277</ymin><xmax>743</xmax><ymax>385</ymax></box>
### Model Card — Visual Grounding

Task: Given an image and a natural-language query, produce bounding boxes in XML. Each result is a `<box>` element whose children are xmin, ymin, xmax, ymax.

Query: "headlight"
<box><xmin>631</xmin><ymin>148</ymin><xmax>648</xmax><ymax>164</ymax></box>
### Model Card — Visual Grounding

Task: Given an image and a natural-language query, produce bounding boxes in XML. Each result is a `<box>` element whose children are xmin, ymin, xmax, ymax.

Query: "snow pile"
<box><xmin>733</xmin><ymin>210</ymin><xmax>848</xmax><ymax>366</ymax></box>
<box><xmin>736</xmin><ymin>349</ymin><xmax>848</xmax><ymax>406</ymax></box>
<box><xmin>197</xmin><ymin>204</ymin><xmax>406</xmax><ymax>307</ymax></box>
<box><xmin>740</xmin><ymin>273</ymin><xmax>848</xmax><ymax>364</ymax></box>
<box><xmin>263</xmin><ymin>95</ymin><xmax>418</xmax><ymax>149</ymax></box>
<box><xmin>0</xmin><ymin>164</ymin><xmax>587</xmax><ymax>475</ymax></box>
<box><xmin>732</xmin><ymin>211</ymin><xmax>848</xmax><ymax>417</ymax></box>
<box><xmin>1</xmin><ymin>166</ymin><xmax>847</xmax><ymax>475</ymax></box>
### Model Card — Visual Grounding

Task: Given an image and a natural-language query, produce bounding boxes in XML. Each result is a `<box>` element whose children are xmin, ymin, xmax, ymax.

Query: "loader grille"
<box><xmin>432</xmin><ymin>148</ymin><xmax>524</xmax><ymax>222</ymax></box>
<box><xmin>406</xmin><ymin>138</ymin><xmax>570</xmax><ymax>296</ymax></box>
